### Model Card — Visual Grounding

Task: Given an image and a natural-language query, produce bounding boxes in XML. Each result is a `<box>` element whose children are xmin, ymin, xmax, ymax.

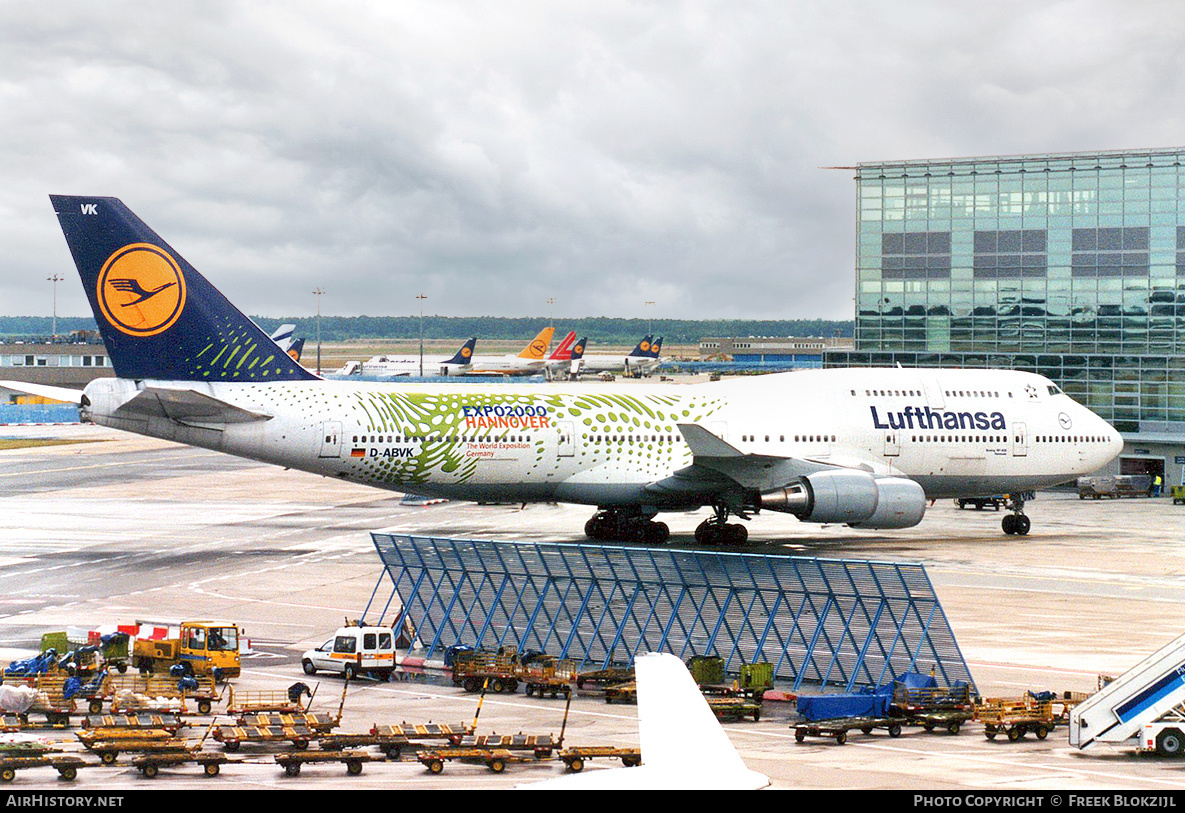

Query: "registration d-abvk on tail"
<box><xmin>23</xmin><ymin>196</ymin><xmax>1123</xmax><ymax>542</ymax></box>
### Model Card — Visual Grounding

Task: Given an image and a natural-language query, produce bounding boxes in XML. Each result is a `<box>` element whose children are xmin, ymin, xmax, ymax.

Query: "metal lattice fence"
<box><xmin>365</xmin><ymin>533</ymin><xmax>975</xmax><ymax>692</ymax></box>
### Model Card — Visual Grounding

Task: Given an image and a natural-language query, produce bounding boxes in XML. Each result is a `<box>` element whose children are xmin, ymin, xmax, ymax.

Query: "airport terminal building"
<box><xmin>826</xmin><ymin>146</ymin><xmax>1185</xmax><ymax>485</ymax></box>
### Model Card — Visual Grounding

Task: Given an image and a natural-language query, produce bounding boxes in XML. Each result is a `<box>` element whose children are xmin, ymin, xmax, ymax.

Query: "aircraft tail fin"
<box><xmin>628</xmin><ymin>335</ymin><xmax>654</xmax><ymax>358</ymax></box>
<box><xmin>269</xmin><ymin>323</ymin><xmax>297</xmax><ymax>351</ymax></box>
<box><xmin>548</xmin><ymin>331</ymin><xmax>577</xmax><ymax>361</ymax></box>
<box><xmin>48</xmin><ymin>195</ymin><xmax>318</xmax><ymax>383</ymax></box>
<box><xmin>517</xmin><ymin>326</ymin><xmax>555</xmax><ymax>360</ymax></box>
<box><xmin>445</xmin><ymin>337</ymin><xmax>477</xmax><ymax>366</ymax></box>
<box><xmin>570</xmin><ymin>337</ymin><xmax>587</xmax><ymax>361</ymax></box>
<box><xmin>286</xmin><ymin>337</ymin><xmax>305</xmax><ymax>363</ymax></box>
<box><xmin>649</xmin><ymin>336</ymin><xmax>663</xmax><ymax>358</ymax></box>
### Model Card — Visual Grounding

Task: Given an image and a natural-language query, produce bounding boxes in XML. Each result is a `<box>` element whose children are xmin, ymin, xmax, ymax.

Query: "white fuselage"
<box><xmin>460</xmin><ymin>354</ymin><xmax>547</xmax><ymax>376</ymax></box>
<box><xmin>80</xmin><ymin>367</ymin><xmax>1122</xmax><ymax>517</ymax></box>
<box><xmin>340</xmin><ymin>354</ymin><xmax>469</xmax><ymax>377</ymax></box>
<box><xmin>577</xmin><ymin>354</ymin><xmax>659</xmax><ymax>375</ymax></box>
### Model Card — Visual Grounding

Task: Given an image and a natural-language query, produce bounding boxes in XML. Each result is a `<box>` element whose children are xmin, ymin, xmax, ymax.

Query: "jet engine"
<box><xmin>756</xmin><ymin>470</ymin><xmax>927</xmax><ymax>529</ymax></box>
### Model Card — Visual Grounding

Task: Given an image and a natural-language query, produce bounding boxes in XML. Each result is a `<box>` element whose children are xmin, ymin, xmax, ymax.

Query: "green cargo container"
<box><xmin>687</xmin><ymin>655</ymin><xmax>724</xmax><ymax>685</ymax></box>
<box><xmin>739</xmin><ymin>662</ymin><xmax>773</xmax><ymax>691</ymax></box>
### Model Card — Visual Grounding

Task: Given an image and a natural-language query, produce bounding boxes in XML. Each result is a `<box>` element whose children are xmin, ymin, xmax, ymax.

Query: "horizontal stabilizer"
<box><xmin>114</xmin><ymin>387</ymin><xmax>272</xmax><ymax>424</ymax></box>
<box><xmin>0</xmin><ymin>381</ymin><xmax>84</xmax><ymax>405</ymax></box>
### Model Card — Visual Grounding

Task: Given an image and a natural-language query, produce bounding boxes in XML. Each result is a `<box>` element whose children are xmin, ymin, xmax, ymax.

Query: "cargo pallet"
<box><xmin>0</xmin><ymin>754</ymin><xmax>85</xmax><ymax>782</ymax></box>
<box><xmin>706</xmin><ymin>697</ymin><xmax>762</xmax><ymax>722</ymax></box>
<box><xmin>237</xmin><ymin>712</ymin><xmax>337</xmax><ymax>733</ymax></box>
<box><xmin>371</xmin><ymin>722</ymin><xmax>472</xmax><ymax>747</ymax></box>
<box><xmin>225</xmin><ymin>687</ymin><xmax>305</xmax><ymax>715</ymax></box>
<box><xmin>793</xmin><ymin>717</ymin><xmax>904</xmax><ymax>745</ymax></box>
<box><xmin>274</xmin><ymin>749</ymin><xmax>377</xmax><ymax>776</ymax></box>
<box><xmin>132</xmin><ymin>751</ymin><xmax>233</xmax><ymax>779</ymax></box>
<box><xmin>574</xmin><ymin>667</ymin><xmax>633</xmax><ymax>690</ymax></box>
<box><xmin>457</xmin><ymin>733</ymin><xmax>559</xmax><ymax>757</ymax></box>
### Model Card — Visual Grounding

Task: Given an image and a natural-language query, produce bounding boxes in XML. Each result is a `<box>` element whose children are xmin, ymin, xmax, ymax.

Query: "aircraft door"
<box><xmin>319</xmin><ymin>421</ymin><xmax>343</xmax><ymax>458</ymax></box>
<box><xmin>558</xmin><ymin>421</ymin><xmax>575</xmax><ymax>457</ymax></box>
<box><xmin>883</xmin><ymin>431</ymin><xmax>901</xmax><ymax>457</ymax></box>
<box><xmin>1012</xmin><ymin>422</ymin><xmax>1028</xmax><ymax>457</ymax></box>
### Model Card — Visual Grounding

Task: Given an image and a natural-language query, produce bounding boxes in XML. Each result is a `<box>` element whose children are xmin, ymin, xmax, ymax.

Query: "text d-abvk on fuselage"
<box><xmin>870</xmin><ymin>405</ymin><xmax>1007</xmax><ymax>431</ymax></box>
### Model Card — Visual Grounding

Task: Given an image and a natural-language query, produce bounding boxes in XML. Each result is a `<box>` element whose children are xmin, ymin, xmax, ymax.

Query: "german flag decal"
<box><xmin>350</xmin><ymin>448</ymin><xmax>366</xmax><ymax>458</ymax></box>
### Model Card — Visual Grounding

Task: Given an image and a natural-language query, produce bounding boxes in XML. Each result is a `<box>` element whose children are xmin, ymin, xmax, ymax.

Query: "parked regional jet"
<box><xmin>574</xmin><ymin>335</ymin><xmax>662</xmax><ymax>378</ymax></box>
<box><xmin>460</xmin><ymin>326</ymin><xmax>555</xmax><ymax>376</ymax></box>
<box><xmin>335</xmin><ymin>338</ymin><xmax>475</xmax><ymax>377</ymax></box>
<box><xmin>9</xmin><ymin>196</ymin><xmax>1123</xmax><ymax>545</ymax></box>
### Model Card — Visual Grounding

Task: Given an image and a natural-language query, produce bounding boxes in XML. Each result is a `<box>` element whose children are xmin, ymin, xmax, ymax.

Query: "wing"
<box><xmin>0</xmin><ymin>381</ymin><xmax>84</xmax><ymax>405</ymax></box>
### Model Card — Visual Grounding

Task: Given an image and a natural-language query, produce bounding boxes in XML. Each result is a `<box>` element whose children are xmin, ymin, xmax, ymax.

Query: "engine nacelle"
<box><xmin>758</xmin><ymin>470</ymin><xmax>927</xmax><ymax>529</ymax></box>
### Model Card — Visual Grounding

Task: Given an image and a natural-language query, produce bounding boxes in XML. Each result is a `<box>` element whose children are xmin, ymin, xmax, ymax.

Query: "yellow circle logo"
<box><xmin>531</xmin><ymin>341</ymin><xmax>546</xmax><ymax>355</ymax></box>
<box><xmin>461</xmin><ymin>347</ymin><xmax>472</xmax><ymax>358</ymax></box>
<box><xmin>640</xmin><ymin>341</ymin><xmax>651</xmax><ymax>352</ymax></box>
<box><xmin>97</xmin><ymin>244</ymin><xmax>186</xmax><ymax>337</ymax></box>
<box><xmin>573</xmin><ymin>344</ymin><xmax>584</xmax><ymax>355</ymax></box>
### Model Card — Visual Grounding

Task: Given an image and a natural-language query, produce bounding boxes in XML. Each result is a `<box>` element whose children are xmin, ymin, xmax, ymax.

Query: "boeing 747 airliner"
<box><xmin>4</xmin><ymin>197</ymin><xmax>1123</xmax><ymax>544</ymax></box>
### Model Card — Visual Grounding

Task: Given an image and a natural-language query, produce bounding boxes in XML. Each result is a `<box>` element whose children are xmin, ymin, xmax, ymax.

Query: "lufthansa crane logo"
<box><xmin>96</xmin><ymin>243</ymin><xmax>186</xmax><ymax>337</ymax></box>
<box><xmin>530</xmin><ymin>341</ymin><xmax>546</xmax><ymax>355</ymax></box>
<box><xmin>461</xmin><ymin>346</ymin><xmax>472</xmax><ymax>358</ymax></box>
<box><xmin>640</xmin><ymin>341</ymin><xmax>651</xmax><ymax>352</ymax></box>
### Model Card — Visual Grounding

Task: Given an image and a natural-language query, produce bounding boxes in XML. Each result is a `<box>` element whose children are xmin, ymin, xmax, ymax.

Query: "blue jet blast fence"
<box><xmin>366</xmin><ymin>533</ymin><xmax>975</xmax><ymax>693</ymax></box>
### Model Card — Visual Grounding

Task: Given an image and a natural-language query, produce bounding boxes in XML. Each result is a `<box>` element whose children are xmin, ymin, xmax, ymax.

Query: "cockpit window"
<box><xmin>1047</xmin><ymin>385</ymin><xmax>1063</xmax><ymax>396</ymax></box>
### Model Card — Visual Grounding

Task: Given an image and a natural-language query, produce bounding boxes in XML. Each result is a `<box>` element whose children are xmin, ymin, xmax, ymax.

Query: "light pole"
<box><xmin>47</xmin><ymin>274</ymin><xmax>63</xmax><ymax>341</ymax></box>
<box><xmin>312</xmin><ymin>288</ymin><xmax>325</xmax><ymax>375</ymax></box>
<box><xmin>546</xmin><ymin>297</ymin><xmax>556</xmax><ymax>326</ymax></box>
<box><xmin>644</xmin><ymin>300</ymin><xmax>655</xmax><ymax>336</ymax></box>
<box><xmin>416</xmin><ymin>293</ymin><xmax>428</xmax><ymax>377</ymax></box>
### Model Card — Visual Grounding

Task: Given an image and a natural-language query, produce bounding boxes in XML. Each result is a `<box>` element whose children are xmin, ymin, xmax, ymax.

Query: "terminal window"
<box><xmin>1071</xmin><ymin>227</ymin><xmax>1149</xmax><ymax>277</ymax></box>
<box><xmin>881</xmin><ymin>231</ymin><xmax>951</xmax><ymax>279</ymax></box>
<box><xmin>973</xmin><ymin>230</ymin><xmax>1047</xmax><ymax>278</ymax></box>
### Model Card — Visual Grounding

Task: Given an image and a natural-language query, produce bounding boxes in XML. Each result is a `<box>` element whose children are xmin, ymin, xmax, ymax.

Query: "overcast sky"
<box><xmin>2</xmin><ymin>0</ymin><xmax>1184</xmax><ymax>322</ymax></box>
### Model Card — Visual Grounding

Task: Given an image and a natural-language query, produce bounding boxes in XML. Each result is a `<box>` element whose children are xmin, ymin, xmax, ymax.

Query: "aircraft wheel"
<box><xmin>1015</xmin><ymin>515</ymin><xmax>1031</xmax><ymax>535</ymax></box>
<box><xmin>1002</xmin><ymin>514</ymin><xmax>1017</xmax><ymax>535</ymax></box>
<box><xmin>645</xmin><ymin>521</ymin><xmax>670</xmax><ymax>545</ymax></box>
<box><xmin>726</xmin><ymin>524</ymin><xmax>747</xmax><ymax>545</ymax></box>
<box><xmin>584</xmin><ymin>518</ymin><xmax>602</xmax><ymax>540</ymax></box>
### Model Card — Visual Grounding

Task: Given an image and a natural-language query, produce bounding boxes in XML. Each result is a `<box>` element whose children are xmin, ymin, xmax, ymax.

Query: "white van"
<box><xmin>301</xmin><ymin>626</ymin><xmax>395</xmax><ymax>680</ymax></box>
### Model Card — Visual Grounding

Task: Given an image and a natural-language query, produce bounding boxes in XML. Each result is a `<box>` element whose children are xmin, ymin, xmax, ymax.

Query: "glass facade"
<box><xmin>839</xmin><ymin>147</ymin><xmax>1185</xmax><ymax>437</ymax></box>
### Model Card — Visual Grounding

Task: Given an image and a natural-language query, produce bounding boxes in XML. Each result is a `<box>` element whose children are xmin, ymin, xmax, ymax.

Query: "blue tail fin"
<box><xmin>50</xmin><ymin>196</ymin><xmax>317</xmax><ymax>382</ymax></box>
<box><xmin>445</xmin><ymin>337</ymin><xmax>476</xmax><ymax>365</ymax></box>
<box><xmin>570</xmin><ymin>337</ymin><xmax>587</xmax><ymax>361</ymax></box>
<box><xmin>628</xmin><ymin>335</ymin><xmax>654</xmax><ymax>358</ymax></box>
<box><xmin>287</xmin><ymin>337</ymin><xmax>306</xmax><ymax>363</ymax></box>
<box><xmin>649</xmin><ymin>336</ymin><xmax>663</xmax><ymax>358</ymax></box>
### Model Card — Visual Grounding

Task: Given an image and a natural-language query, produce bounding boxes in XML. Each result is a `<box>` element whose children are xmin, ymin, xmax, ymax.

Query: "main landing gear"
<box><xmin>1001</xmin><ymin>493</ymin><xmax>1032</xmax><ymax>536</ymax></box>
<box><xmin>585</xmin><ymin>509</ymin><xmax>670</xmax><ymax>545</ymax></box>
<box><xmin>694</xmin><ymin>504</ymin><xmax>748</xmax><ymax>546</ymax></box>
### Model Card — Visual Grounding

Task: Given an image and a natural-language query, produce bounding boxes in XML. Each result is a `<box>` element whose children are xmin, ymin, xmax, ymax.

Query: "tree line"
<box><xmin>0</xmin><ymin>315</ymin><xmax>854</xmax><ymax>344</ymax></box>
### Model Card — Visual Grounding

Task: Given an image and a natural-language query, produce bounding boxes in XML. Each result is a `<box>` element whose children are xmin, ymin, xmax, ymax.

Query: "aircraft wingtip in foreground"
<box><xmin>17</xmin><ymin>195</ymin><xmax>1124</xmax><ymax>541</ymax></box>
<box><xmin>519</xmin><ymin>652</ymin><xmax>771</xmax><ymax>790</ymax></box>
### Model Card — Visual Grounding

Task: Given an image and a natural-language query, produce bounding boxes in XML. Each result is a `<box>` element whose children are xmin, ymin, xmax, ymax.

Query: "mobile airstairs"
<box><xmin>1070</xmin><ymin>632</ymin><xmax>1185</xmax><ymax>755</ymax></box>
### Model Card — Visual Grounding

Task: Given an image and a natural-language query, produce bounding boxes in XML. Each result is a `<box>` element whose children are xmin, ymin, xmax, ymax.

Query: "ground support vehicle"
<box><xmin>131</xmin><ymin>750</ymin><xmax>232</xmax><ymax>779</ymax></box>
<box><xmin>523</xmin><ymin>677</ymin><xmax>572</xmax><ymax>699</ymax></box>
<box><xmin>213</xmin><ymin>724</ymin><xmax>314</xmax><ymax>752</ymax></box>
<box><xmin>416</xmin><ymin>746</ymin><xmax>535</xmax><ymax>774</ymax></box>
<box><xmin>82</xmin><ymin>734</ymin><xmax>191</xmax><ymax>765</ymax></box>
<box><xmin>0</xmin><ymin>754</ymin><xmax>85</xmax><ymax>782</ymax></box>
<box><xmin>316</xmin><ymin>732</ymin><xmax>411</xmax><ymax>756</ymax></box>
<box><xmin>558</xmin><ymin>746</ymin><xmax>641</xmax><ymax>772</ymax></box>
<box><xmin>452</xmin><ymin>652</ymin><xmax>522</xmax><ymax>694</ymax></box>
<box><xmin>1077</xmin><ymin>475</ymin><xmax>1151</xmax><ymax>499</ymax></box>
<box><xmin>1172</xmin><ymin>485</ymin><xmax>1185</xmax><ymax>505</ymax></box>
<box><xmin>603</xmin><ymin>682</ymin><xmax>637</xmax><ymax>704</ymax></box>
<box><xmin>793</xmin><ymin>717</ymin><xmax>904</xmax><ymax>745</ymax></box>
<box><xmin>1132</xmin><ymin>705</ymin><xmax>1185</xmax><ymax>757</ymax></box>
<box><xmin>40</xmin><ymin>631</ymin><xmax>130</xmax><ymax>677</ymax></box>
<box><xmin>131</xmin><ymin>621</ymin><xmax>241</xmax><ymax>680</ymax></box>
<box><xmin>2</xmin><ymin>674</ymin><xmax>76</xmax><ymax>725</ymax></box>
<box><xmin>83</xmin><ymin>713</ymin><xmax>185</xmax><ymax>733</ymax></box>
<box><xmin>317</xmin><ymin>722</ymin><xmax>472</xmax><ymax>757</ymax></box>
<box><xmin>301</xmin><ymin>625</ymin><xmax>395</xmax><ymax>681</ymax></box>
<box><xmin>238</xmin><ymin>712</ymin><xmax>336</xmax><ymax>733</ymax></box>
<box><xmin>976</xmin><ymin>697</ymin><xmax>1062</xmax><ymax>742</ymax></box>
<box><xmin>575</xmin><ymin>667</ymin><xmax>633</xmax><ymax>690</ymax></box>
<box><xmin>371</xmin><ymin>722</ymin><xmax>471</xmax><ymax>747</ymax></box>
<box><xmin>906</xmin><ymin>709</ymin><xmax>974</xmax><ymax>735</ymax></box>
<box><xmin>225</xmin><ymin>687</ymin><xmax>304</xmax><ymax>715</ymax></box>
<box><xmin>520</xmin><ymin>657</ymin><xmax>578</xmax><ymax>699</ymax></box>
<box><xmin>274</xmin><ymin>749</ymin><xmax>376</xmax><ymax>776</ymax></box>
<box><xmin>955</xmin><ymin>496</ymin><xmax>1005</xmax><ymax>510</ymax></box>
<box><xmin>100</xmin><ymin>674</ymin><xmax>218</xmax><ymax>714</ymax></box>
<box><xmin>706</xmin><ymin>696</ymin><xmax>762</xmax><ymax>722</ymax></box>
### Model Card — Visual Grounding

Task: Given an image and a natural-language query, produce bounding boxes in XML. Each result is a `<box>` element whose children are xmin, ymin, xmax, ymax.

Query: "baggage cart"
<box><xmin>370</xmin><ymin>722</ymin><xmax>472</xmax><ymax>747</ymax></box>
<box><xmin>274</xmin><ymin>749</ymin><xmax>376</xmax><ymax>776</ymax></box>
<box><xmin>0</xmin><ymin>754</ymin><xmax>85</xmax><ymax>782</ymax></box>
<box><xmin>793</xmin><ymin>717</ymin><xmax>904</xmax><ymax>745</ymax></box>
<box><xmin>238</xmin><ymin>712</ymin><xmax>337</xmax><ymax>733</ymax></box>
<box><xmin>84</xmin><ymin>736</ymin><xmax>192</xmax><ymax>765</ymax></box>
<box><xmin>225</xmin><ymin>686</ymin><xmax>305</xmax><ymax>715</ymax></box>
<box><xmin>456</xmin><ymin>733</ymin><xmax>559</xmax><ymax>758</ymax></box>
<box><xmin>416</xmin><ymin>746</ymin><xmax>534</xmax><ymax>774</ymax></box>
<box><xmin>213</xmin><ymin>724</ymin><xmax>314</xmax><ymax>752</ymax></box>
<box><xmin>83</xmin><ymin>713</ymin><xmax>185</xmax><ymax>733</ymax></box>
<box><xmin>558</xmin><ymin>746</ymin><xmax>641</xmax><ymax>772</ymax></box>
<box><xmin>1172</xmin><ymin>485</ymin><xmax>1185</xmax><ymax>505</ymax></box>
<box><xmin>2</xmin><ymin>674</ymin><xmax>75</xmax><ymax>725</ymax></box>
<box><xmin>100</xmin><ymin>673</ymin><xmax>218</xmax><ymax>714</ymax></box>
<box><xmin>132</xmin><ymin>750</ymin><xmax>232</xmax><ymax>779</ymax></box>
<box><xmin>575</xmin><ymin>667</ymin><xmax>633</xmax><ymax>689</ymax></box>
<box><xmin>976</xmin><ymin>696</ymin><xmax>1065</xmax><ymax>742</ymax></box>
<box><xmin>706</xmin><ymin>696</ymin><xmax>762</xmax><ymax>722</ymax></box>
<box><xmin>603</xmin><ymin>682</ymin><xmax>637</xmax><ymax>704</ymax></box>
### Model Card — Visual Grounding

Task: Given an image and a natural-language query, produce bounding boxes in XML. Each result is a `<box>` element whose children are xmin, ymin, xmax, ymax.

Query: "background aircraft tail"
<box><xmin>627</xmin><ymin>335</ymin><xmax>654</xmax><ymax>358</ymax></box>
<box><xmin>49</xmin><ymin>195</ymin><xmax>317</xmax><ymax>382</ymax></box>
<box><xmin>649</xmin><ymin>336</ymin><xmax>663</xmax><ymax>358</ymax></box>
<box><xmin>548</xmin><ymin>330</ymin><xmax>577</xmax><ymax>361</ymax></box>
<box><xmin>445</xmin><ymin>337</ymin><xmax>477</xmax><ymax>365</ymax></box>
<box><xmin>286</xmin><ymin>337</ymin><xmax>305</xmax><ymax>363</ymax></box>
<box><xmin>570</xmin><ymin>337</ymin><xmax>587</xmax><ymax>361</ymax></box>
<box><xmin>517</xmin><ymin>326</ymin><xmax>555</xmax><ymax>360</ymax></box>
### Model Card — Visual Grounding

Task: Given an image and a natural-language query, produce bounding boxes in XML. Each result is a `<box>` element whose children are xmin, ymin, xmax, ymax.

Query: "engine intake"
<box><xmin>758</xmin><ymin>470</ymin><xmax>926</xmax><ymax>529</ymax></box>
